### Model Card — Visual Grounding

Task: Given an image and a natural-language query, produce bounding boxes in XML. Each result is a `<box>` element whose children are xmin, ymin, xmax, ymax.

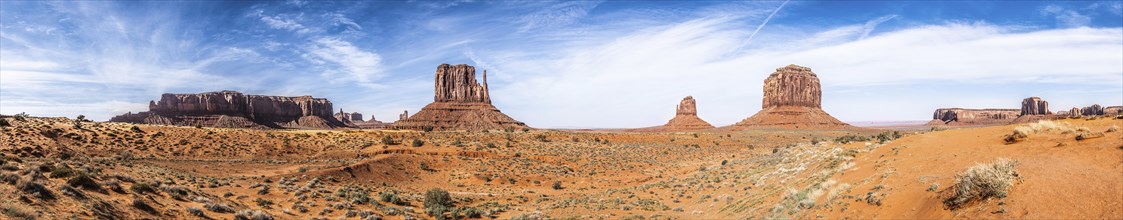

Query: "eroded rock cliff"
<box><xmin>658</xmin><ymin>96</ymin><xmax>714</xmax><ymax>131</ymax></box>
<box><xmin>110</xmin><ymin>91</ymin><xmax>346</xmax><ymax>129</ymax></box>
<box><xmin>392</xmin><ymin>64</ymin><xmax>527</xmax><ymax>131</ymax></box>
<box><xmin>731</xmin><ymin>64</ymin><xmax>851</xmax><ymax>130</ymax></box>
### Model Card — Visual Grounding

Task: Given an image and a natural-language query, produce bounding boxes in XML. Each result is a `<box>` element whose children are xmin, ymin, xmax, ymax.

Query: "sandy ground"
<box><xmin>0</xmin><ymin>116</ymin><xmax>1119</xmax><ymax>219</ymax></box>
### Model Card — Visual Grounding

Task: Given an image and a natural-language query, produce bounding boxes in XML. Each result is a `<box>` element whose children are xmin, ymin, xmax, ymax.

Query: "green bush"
<box><xmin>424</xmin><ymin>188</ymin><xmax>453</xmax><ymax>208</ymax></box>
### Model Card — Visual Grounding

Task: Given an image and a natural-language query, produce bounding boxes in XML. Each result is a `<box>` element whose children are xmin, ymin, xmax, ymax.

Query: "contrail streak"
<box><xmin>734</xmin><ymin>0</ymin><xmax>789</xmax><ymax>53</ymax></box>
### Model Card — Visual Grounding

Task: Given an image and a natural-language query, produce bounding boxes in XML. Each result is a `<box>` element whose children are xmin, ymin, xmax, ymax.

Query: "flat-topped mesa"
<box><xmin>762</xmin><ymin>64</ymin><xmax>821</xmax><ymax>109</ymax></box>
<box><xmin>434</xmin><ymin>64</ymin><xmax>490</xmax><ymax>103</ymax></box>
<box><xmin>392</xmin><ymin>64</ymin><xmax>527</xmax><ymax>131</ymax></box>
<box><xmin>110</xmin><ymin>90</ymin><xmax>346</xmax><ymax>129</ymax></box>
<box><xmin>1020</xmin><ymin>97</ymin><xmax>1050</xmax><ymax>116</ymax></box>
<box><xmin>928</xmin><ymin>108</ymin><xmax>1019</xmax><ymax>125</ymax></box>
<box><xmin>730</xmin><ymin>64</ymin><xmax>850</xmax><ymax>130</ymax></box>
<box><xmin>658</xmin><ymin>96</ymin><xmax>714</xmax><ymax>131</ymax></box>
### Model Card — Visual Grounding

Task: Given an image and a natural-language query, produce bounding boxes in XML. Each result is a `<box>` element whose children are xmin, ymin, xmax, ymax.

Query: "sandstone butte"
<box><xmin>929</xmin><ymin>96</ymin><xmax>1071</xmax><ymax>126</ymax></box>
<box><xmin>926</xmin><ymin>108</ymin><xmax>1020</xmax><ymax>126</ymax></box>
<box><xmin>730</xmin><ymin>64</ymin><xmax>852</xmax><ymax>130</ymax></box>
<box><xmin>1010</xmin><ymin>96</ymin><xmax>1064</xmax><ymax>123</ymax></box>
<box><xmin>109</xmin><ymin>90</ymin><xmax>347</xmax><ymax>129</ymax></box>
<box><xmin>656</xmin><ymin>96</ymin><xmax>715</xmax><ymax>131</ymax></box>
<box><xmin>391</xmin><ymin>64</ymin><xmax>528</xmax><ymax>131</ymax></box>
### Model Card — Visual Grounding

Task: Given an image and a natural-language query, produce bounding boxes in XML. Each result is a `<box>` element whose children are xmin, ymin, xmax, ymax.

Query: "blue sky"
<box><xmin>1</xmin><ymin>0</ymin><xmax>1121</xmax><ymax>128</ymax></box>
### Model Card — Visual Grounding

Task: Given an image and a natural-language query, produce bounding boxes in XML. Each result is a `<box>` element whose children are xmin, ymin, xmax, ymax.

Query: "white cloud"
<box><xmin>517</xmin><ymin>1</ymin><xmax>603</xmax><ymax>32</ymax></box>
<box><xmin>307</xmin><ymin>38</ymin><xmax>384</xmax><ymax>86</ymax></box>
<box><xmin>487</xmin><ymin>18</ymin><xmax>1122</xmax><ymax>128</ymax></box>
<box><xmin>1041</xmin><ymin>5</ymin><xmax>1092</xmax><ymax>28</ymax></box>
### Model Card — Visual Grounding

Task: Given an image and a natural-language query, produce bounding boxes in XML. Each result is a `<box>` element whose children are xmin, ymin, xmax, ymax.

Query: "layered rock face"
<box><xmin>1020</xmin><ymin>97</ymin><xmax>1050</xmax><ymax>115</ymax></box>
<box><xmin>1081</xmin><ymin>104</ymin><xmax>1104</xmax><ymax>116</ymax></box>
<box><xmin>1105</xmin><ymin>106</ymin><xmax>1123</xmax><ymax>116</ymax></box>
<box><xmin>391</xmin><ymin>64</ymin><xmax>527</xmax><ymax>131</ymax></box>
<box><xmin>1010</xmin><ymin>96</ymin><xmax>1059</xmax><ymax>124</ymax></box>
<box><xmin>658</xmin><ymin>96</ymin><xmax>714</xmax><ymax>131</ymax></box>
<box><xmin>334</xmin><ymin>110</ymin><xmax>364</xmax><ymax>123</ymax></box>
<box><xmin>109</xmin><ymin>91</ymin><xmax>347</xmax><ymax>129</ymax></box>
<box><xmin>927</xmin><ymin>108</ymin><xmax>1019</xmax><ymax>126</ymax></box>
<box><xmin>434</xmin><ymin>64</ymin><xmax>490</xmax><ymax>103</ymax></box>
<box><xmin>732</xmin><ymin>64</ymin><xmax>851</xmax><ymax>129</ymax></box>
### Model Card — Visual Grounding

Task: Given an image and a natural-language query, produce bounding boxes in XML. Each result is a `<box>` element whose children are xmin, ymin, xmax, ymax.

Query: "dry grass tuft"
<box><xmin>944</xmin><ymin>158</ymin><xmax>1018</xmax><ymax>209</ymax></box>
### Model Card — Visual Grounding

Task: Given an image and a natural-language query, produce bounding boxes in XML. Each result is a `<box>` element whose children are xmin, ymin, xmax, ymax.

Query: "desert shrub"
<box><xmin>380</xmin><ymin>191</ymin><xmax>407</xmax><ymax>205</ymax></box>
<box><xmin>132</xmin><ymin>199</ymin><xmax>157</xmax><ymax>213</ymax></box>
<box><xmin>412</xmin><ymin>139</ymin><xmax>424</xmax><ymax>147</ymax></box>
<box><xmin>159</xmin><ymin>184</ymin><xmax>190</xmax><ymax>199</ymax></box>
<box><xmin>1075</xmin><ymin>132</ymin><xmax>1105</xmax><ymax>141</ymax></box>
<box><xmin>13</xmin><ymin>112</ymin><xmax>29</xmax><ymax>121</ymax></box>
<box><xmin>381</xmin><ymin>136</ymin><xmax>398</xmax><ymax>145</ymax></box>
<box><xmin>423</xmin><ymin>126</ymin><xmax>434</xmax><ymax>132</ymax></box>
<box><xmin>255</xmin><ymin>198</ymin><xmax>273</xmax><ymax>208</ymax></box>
<box><xmin>534</xmin><ymin>134</ymin><xmax>548</xmax><ymax>142</ymax></box>
<box><xmin>521</xmin><ymin>128</ymin><xmax>530</xmax><ymax>132</ymax></box>
<box><xmin>1107</xmin><ymin>125</ymin><xmax>1119</xmax><ymax>132</ymax></box>
<box><xmin>876</xmin><ymin>131</ymin><xmax>903</xmax><ymax>143</ymax></box>
<box><xmin>67</xmin><ymin>173</ymin><xmax>102</xmax><ymax>191</ymax></box>
<box><xmin>130</xmin><ymin>125</ymin><xmax>144</xmax><ymax>133</ymax></box>
<box><xmin>834</xmin><ymin>135</ymin><xmax>870</xmax><ymax>144</ymax></box>
<box><xmin>206</xmin><ymin>202</ymin><xmax>234</xmax><ymax>213</ymax></box>
<box><xmin>49</xmin><ymin>164</ymin><xmax>76</xmax><ymax>179</ymax></box>
<box><xmin>187</xmin><ymin>207</ymin><xmax>206</xmax><ymax>217</ymax></box>
<box><xmin>424</xmin><ymin>188</ymin><xmax>453</xmax><ymax>209</ymax></box>
<box><xmin>131</xmin><ymin>182</ymin><xmax>156</xmax><ymax>194</ymax></box>
<box><xmin>18</xmin><ymin>179</ymin><xmax>54</xmax><ymax>200</ymax></box>
<box><xmin>1</xmin><ymin>172</ymin><xmax>19</xmax><ymax>185</ymax></box>
<box><xmin>234</xmin><ymin>209</ymin><xmax>274</xmax><ymax>220</ymax></box>
<box><xmin>552</xmin><ymin>181</ymin><xmax>563</xmax><ymax>190</ymax></box>
<box><xmin>420</xmin><ymin>162</ymin><xmax>430</xmax><ymax>171</ymax></box>
<box><xmin>335</xmin><ymin>185</ymin><xmax>372</xmax><ymax>204</ymax></box>
<box><xmin>0</xmin><ymin>119</ymin><xmax>9</xmax><ymax>127</ymax></box>
<box><xmin>59</xmin><ymin>185</ymin><xmax>85</xmax><ymax>199</ymax></box>
<box><xmin>944</xmin><ymin>158</ymin><xmax>1019</xmax><ymax>209</ymax></box>
<box><xmin>461</xmin><ymin>207</ymin><xmax>484</xmax><ymax>218</ymax></box>
<box><xmin>2</xmin><ymin>205</ymin><xmax>35</xmax><ymax>220</ymax></box>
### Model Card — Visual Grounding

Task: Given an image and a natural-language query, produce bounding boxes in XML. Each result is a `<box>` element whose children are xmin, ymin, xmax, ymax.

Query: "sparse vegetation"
<box><xmin>944</xmin><ymin>158</ymin><xmax>1019</xmax><ymax>209</ymax></box>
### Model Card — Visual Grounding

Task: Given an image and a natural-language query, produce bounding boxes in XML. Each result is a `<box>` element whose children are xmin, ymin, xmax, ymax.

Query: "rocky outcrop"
<box><xmin>391</xmin><ymin>64</ymin><xmax>527</xmax><ymax>131</ymax></box>
<box><xmin>334</xmin><ymin>109</ymin><xmax>364</xmax><ymax>123</ymax></box>
<box><xmin>731</xmin><ymin>64</ymin><xmax>851</xmax><ymax>130</ymax></box>
<box><xmin>434</xmin><ymin>64</ymin><xmax>490</xmax><ymax>103</ymax></box>
<box><xmin>1020</xmin><ymin>97</ymin><xmax>1050</xmax><ymax>116</ymax></box>
<box><xmin>657</xmin><ymin>96</ymin><xmax>714</xmax><ymax>131</ymax></box>
<box><xmin>109</xmin><ymin>90</ymin><xmax>347</xmax><ymax>129</ymax></box>
<box><xmin>399</xmin><ymin>111</ymin><xmax>409</xmax><ymax>121</ymax></box>
<box><xmin>1105</xmin><ymin>106</ymin><xmax>1123</xmax><ymax>116</ymax></box>
<box><xmin>1081</xmin><ymin>104</ymin><xmax>1104</xmax><ymax>116</ymax></box>
<box><xmin>1067</xmin><ymin>107</ymin><xmax>1083</xmax><ymax>117</ymax></box>
<box><xmin>927</xmin><ymin>108</ymin><xmax>1019</xmax><ymax>126</ymax></box>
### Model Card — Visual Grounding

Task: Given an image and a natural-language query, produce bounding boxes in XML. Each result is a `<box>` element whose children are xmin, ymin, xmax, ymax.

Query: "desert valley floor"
<box><xmin>0</xmin><ymin>116</ymin><xmax>1120</xmax><ymax>219</ymax></box>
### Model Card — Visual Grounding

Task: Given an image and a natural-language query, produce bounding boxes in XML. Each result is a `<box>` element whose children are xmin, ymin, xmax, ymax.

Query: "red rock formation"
<box><xmin>731</xmin><ymin>64</ymin><xmax>851</xmax><ymax>130</ymax></box>
<box><xmin>392</xmin><ymin>64</ymin><xmax>527</xmax><ymax>131</ymax></box>
<box><xmin>109</xmin><ymin>90</ymin><xmax>346</xmax><ymax>129</ymax></box>
<box><xmin>399</xmin><ymin>110</ymin><xmax>409</xmax><ymax>121</ymax></box>
<box><xmin>1020</xmin><ymin>97</ymin><xmax>1050</xmax><ymax>116</ymax></box>
<box><xmin>1068</xmin><ymin>107</ymin><xmax>1083</xmax><ymax>117</ymax></box>
<box><xmin>434</xmin><ymin>64</ymin><xmax>490</xmax><ymax>103</ymax></box>
<box><xmin>927</xmin><ymin>108</ymin><xmax>1019</xmax><ymax>126</ymax></box>
<box><xmin>658</xmin><ymin>96</ymin><xmax>714</xmax><ymax>131</ymax></box>
<box><xmin>1081</xmin><ymin>104</ymin><xmax>1104</xmax><ymax>116</ymax></box>
<box><xmin>334</xmin><ymin>109</ymin><xmax>365</xmax><ymax>123</ymax></box>
<box><xmin>1105</xmin><ymin>106</ymin><xmax>1123</xmax><ymax>116</ymax></box>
